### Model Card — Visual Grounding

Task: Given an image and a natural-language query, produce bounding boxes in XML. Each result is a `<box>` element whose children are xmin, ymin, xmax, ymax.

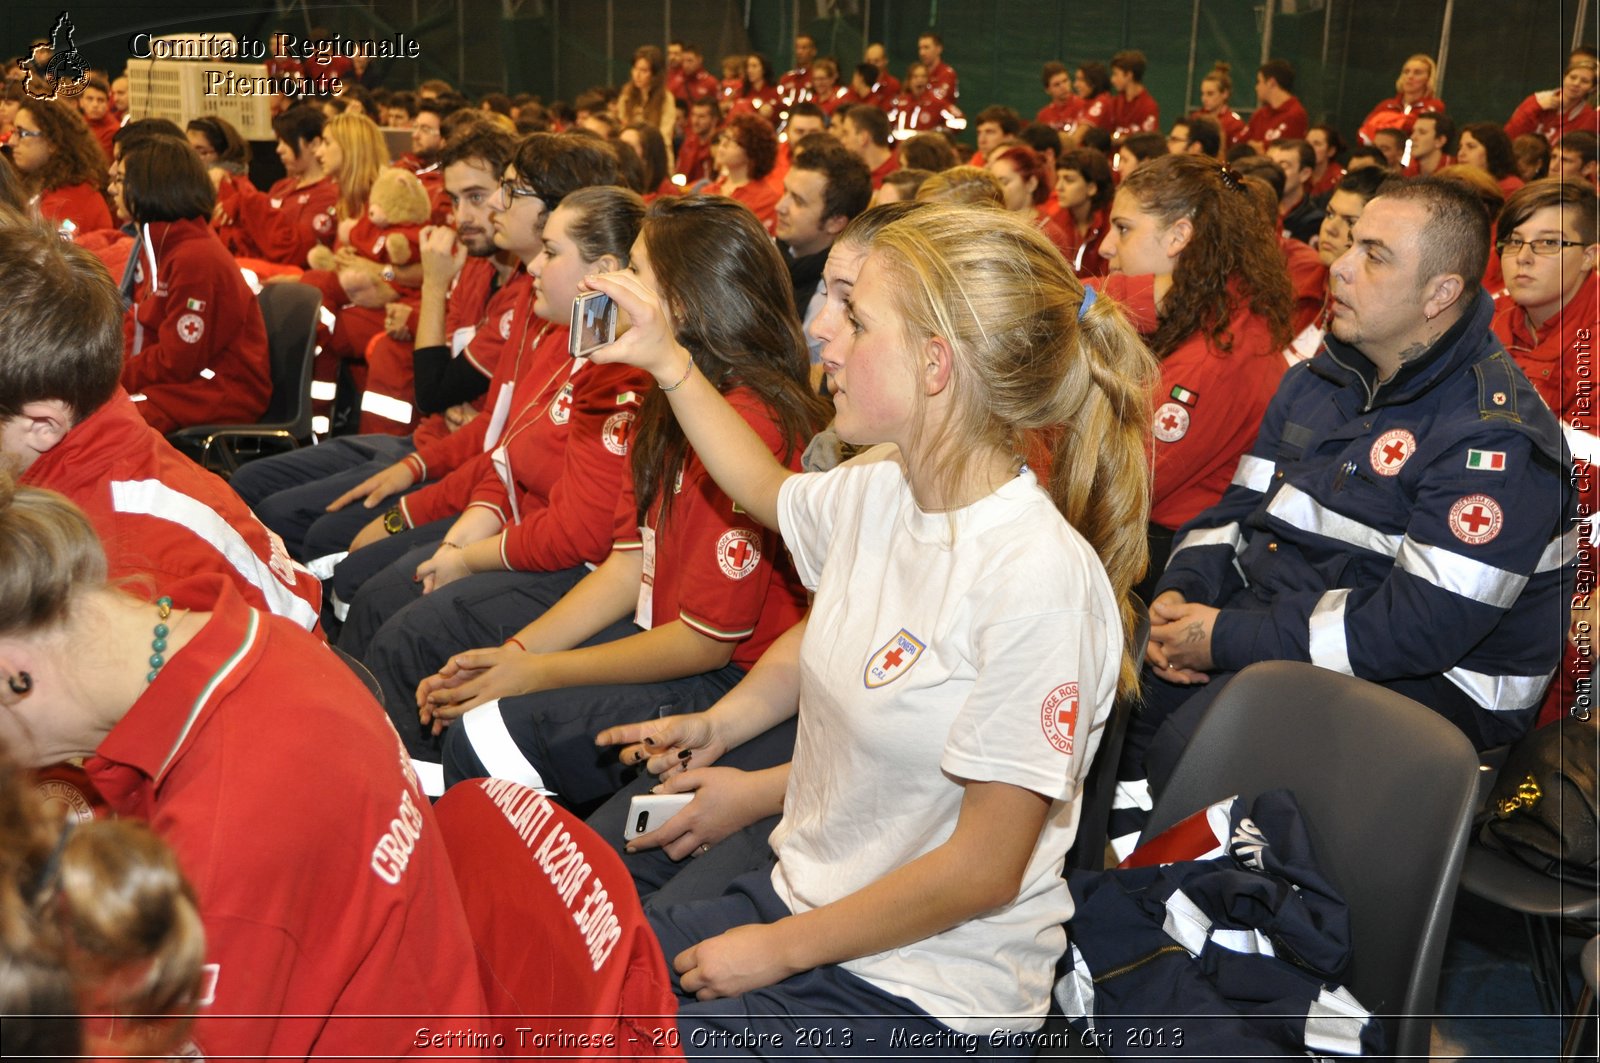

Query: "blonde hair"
<box><xmin>0</xmin><ymin>475</ymin><xmax>106</xmax><ymax>637</ymax></box>
<box><xmin>322</xmin><ymin>112</ymin><xmax>390</xmax><ymax>221</ymax></box>
<box><xmin>1394</xmin><ymin>54</ymin><xmax>1437</xmax><ymax>98</ymax></box>
<box><xmin>916</xmin><ymin>165</ymin><xmax>1005</xmax><ymax>207</ymax></box>
<box><xmin>869</xmin><ymin>205</ymin><xmax>1159</xmax><ymax>695</ymax></box>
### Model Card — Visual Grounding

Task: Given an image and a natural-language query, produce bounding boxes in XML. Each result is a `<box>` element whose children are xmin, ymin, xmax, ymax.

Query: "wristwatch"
<box><xmin>382</xmin><ymin>266</ymin><xmax>397</xmax><ymax>283</ymax></box>
<box><xmin>382</xmin><ymin>504</ymin><xmax>405</xmax><ymax>535</ymax></box>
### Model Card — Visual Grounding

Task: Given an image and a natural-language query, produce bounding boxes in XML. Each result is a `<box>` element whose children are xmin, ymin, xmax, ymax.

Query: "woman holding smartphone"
<box><xmin>368</xmin><ymin>196</ymin><xmax>825</xmax><ymax>811</ymax></box>
<box><xmin>578</xmin><ymin>202</ymin><xmax>1156</xmax><ymax>1049</ymax></box>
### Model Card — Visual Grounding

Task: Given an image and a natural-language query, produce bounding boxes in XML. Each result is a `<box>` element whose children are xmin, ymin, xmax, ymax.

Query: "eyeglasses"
<box><xmin>13</xmin><ymin>127</ymin><xmax>43</xmax><ymax>140</ymax></box>
<box><xmin>1497</xmin><ymin>236</ymin><xmax>1586</xmax><ymax>256</ymax></box>
<box><xmin>499</xmin><ymin>178</ymin><xmax>556</xmax><ymax>209</ymax></box>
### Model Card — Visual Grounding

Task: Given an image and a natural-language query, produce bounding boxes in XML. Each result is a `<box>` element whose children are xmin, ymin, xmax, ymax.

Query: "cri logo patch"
<box><xmin>864</xmin><ymin>629</ymin><xmax>927</xmax><ymax>688</ymax></box>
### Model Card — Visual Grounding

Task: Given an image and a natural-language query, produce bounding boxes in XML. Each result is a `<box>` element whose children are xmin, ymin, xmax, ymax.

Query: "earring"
<box><xmin>7</xmin><ymin>672</ymin><xmax>32</xmax><ymax>696</ymax></box>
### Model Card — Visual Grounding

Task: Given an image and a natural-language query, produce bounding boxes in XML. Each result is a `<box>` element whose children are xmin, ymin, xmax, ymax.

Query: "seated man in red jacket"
<box><xmin>1</xmin><ymin>223</ymin><xmax>322</xmax><ymax>632</ymax></box>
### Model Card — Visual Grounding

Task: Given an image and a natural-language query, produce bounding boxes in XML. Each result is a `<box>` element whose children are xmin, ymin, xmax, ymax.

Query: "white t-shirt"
<box><xmin>772</xmin><ymin>446</ymin><xmax>1121</xmax><ymax>1032</ymax></box>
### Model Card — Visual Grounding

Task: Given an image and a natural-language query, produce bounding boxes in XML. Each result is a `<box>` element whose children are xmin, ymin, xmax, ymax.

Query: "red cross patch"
<box><xmin>1040</xmin><ymin>681</ymin><xmax>1080</xmax><ymax>755</ymax></box>
<box><xmin>548</xmin><ymin>382</ymin><xmax>574</xmax><ymax>425</ymax></box>
<box><xmin>715</xmin><ymin>528</ymin><xmax>761</xmax><ymax>580</ymax></box>
<box><xmin>313</xmin><ymin>211</ymin><xmax>333</xmax><ymax>234</ymax></box>
<box><xmin>602</xmin><ymin>410</ymin><xmax>634</xmax><ymax>456</ymax></box>
<box><xmin>499</xmin><ymin>308</ymin><xmax>515</xmax><ymax>339</ymax></box>
<box><xmin>1369</xmin><ymin>428</ymin><xmax>1416</xmax><ymax>476</ymax></box>
<box><xmin>864</xmin><ymin>628</ymin><xmax>927</xmax><ymax>688</ymax></box>
<box><xmin>176</xmin><ymin>313</ymin><xmax>205</xmax><ymax>344</ymax></box>
<box><xmin>1448</xmin><ymin>493</ymin><xmax>1504</xmax><ymax>545</ymax></box>
<box><xmin>1152</xmin><ymin>401</ymin><xmax>1189</xmax><ymax>443</ymax></box>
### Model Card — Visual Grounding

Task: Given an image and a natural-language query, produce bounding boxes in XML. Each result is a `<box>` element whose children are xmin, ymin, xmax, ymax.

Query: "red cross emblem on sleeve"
<box><xmin>176</xmin><ymin>312</ymin><xmax>205</xmax><ymax>344</ymax></box>
<box><xmin>1040</xmin><ymin>682</ymin><xmax>1080</xmax><ymax>754</ymax></box>
<box><xmin>1448</xmin><ymin>493</ymin><xmax>1504</xmax><ymax>545</ymax></box>
<box><xmin>715</xmin><ymin>528</ymin><xmax>761</xmax><ymax>580</ymax></box>
<box><xmin>1369</xmin><ymin>428</ymin><xmax>1416</xmax><ymax>476</ymax></box>
<box><xmin>549</xmin><ymin>382</ymin><xmax>573</xmax><ymax>425</ymax></box>
<box><xmin>1152</xmin><ymin>402</ymin><xmax>1189</xmax><ymax>443</ymax></box>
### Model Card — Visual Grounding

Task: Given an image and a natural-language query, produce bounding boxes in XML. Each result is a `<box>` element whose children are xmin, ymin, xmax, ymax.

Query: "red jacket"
<box><xmin>1491</xmin><ymin>272</ymin><xmax>1598</xmax><ymax>424</ymax></box>
<box><xmin>1036</xmin><ymin>97</ymin><xmax>1085</xmax><ymax>131</ymax></box>
<box><xmin>1060</xmin><ymin>208</ymin><xmax>1109</xmax><ymax>279</ymax></box>
<box><xmin>466</xmin><ymin>344</ymin><xmax>651</xmax><ymax>573</ymax></box>
<box><xmin>1308</xmin><ymin>162</ymin><xmax>1345</xmax><ymax>199</ymax></box>
<box><xmin>20</xmin><ymin>391</ymin><xmax>322</xmax><ymax>630</ymax></box>
<box><xmin>675</xmin><ymin>127</ymin><xmax>716</xmax><ymax>185</ymax></box>
<box><xmin>1281</xmin><ymin>236</ymin><xmax>1329</xmax><ymax>335</ymax></box>
<box><xmin>812</xmin><ymin>85</ymin><xmax>861</xmax><ymax>119</ymax></box>
<box><xmin>926</xmin><ymin>60</ymin><xmax>959</xmax><ymax>100</ymax></box>
<box><xmin>669</xmin><ymin>66</ymin><xmax>722</xmax><ymax>107</ymax></box>
<box><xmin>216</xmin><ymin>173</ymin><xmax>339</xmax><ymax>266</ymax></box>
<box><xmin>85</xmin><ymin>110</ymin><xmax>120</xmax><ymax>160</ymax></box>
<box><xmin>1194</xmin><ymin>107</ymin><xmax>1248</xmax><ymax>151</ymax></box>
<box><xmin>402</xmin><ymin>282</ymin><xmax>552</xmax><ymax>526</ymax></box>
<box><xmin>435</xmin><ymin>781</ymin><xmax>682</xmax><ymax>1057</ymax></box>
<box><xmin>86</xmin><ymin>578</ymin><xmax>484</xmax><ymax>1059</ymax></box>
<box><xmin>1102</xmin><ymin>274</ymin><xmax>1286</xmax><ymax>529</ymax></box>
<box><xmin>1245</xmin><ymin>96</ymin><xmax>1309</xmax><ymax>146</ymax></box>
<box><xmin>38</xmin><ymin>180</ymin><xmax>112</xmax><ymax>232</ymax></box>
<box><xmin>1505</xmin><ymin>91</ymin><xmax>1600</xmax><ymax>141</ymax></box>
<box><xmin>1358</xmin><ymin>93</ymin><xmax>1446</xmax><ymax>145</ymax></box>
<box><xmin>122</xmin><ymin>217</ymin><xmax>271</xmax><ymax>433</ymax></box>
<box><xmin>1096</xmin><ymin>89</ymin><xmax>1160</xmax><ymax>138</ymax></box>
<box><xmin>705</xmin><ymin>177</ymin><xmax>780</xmax><ymax>235</ymax></box>
<box><xmin>888</xmin><ymin>88</ymin><xmax>964</xmax><ymax>136</ymax></box>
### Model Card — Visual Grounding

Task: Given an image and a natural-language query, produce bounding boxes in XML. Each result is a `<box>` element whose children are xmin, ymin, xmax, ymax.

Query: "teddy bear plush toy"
<box><xmin>307</xmin><ymin>166</ymin><xmax>431</xmax><ymax>303</ymax></box>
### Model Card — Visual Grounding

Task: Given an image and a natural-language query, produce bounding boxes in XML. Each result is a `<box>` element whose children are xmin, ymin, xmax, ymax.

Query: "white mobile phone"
<box><xmin>623</xmin><ymin>792</ymin><xmax>693</xmax><ymax>841</ymax></box>
<box><xmin>570</xmin><ymin>289</ymin><xmax>617</xmax><ymax>357</ymax></box>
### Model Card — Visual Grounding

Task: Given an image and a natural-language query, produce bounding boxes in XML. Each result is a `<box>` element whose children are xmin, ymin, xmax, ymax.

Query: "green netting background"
<box><xmin>6</xmin><ymin>1</ymin><xmax>1595</xmax><ymax>144</ymax></box>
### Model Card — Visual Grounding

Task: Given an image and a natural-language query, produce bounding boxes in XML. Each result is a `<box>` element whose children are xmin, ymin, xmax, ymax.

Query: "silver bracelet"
<box><xmin>660</xmin><ymin>355</ymin><xmax>695</xmax><ymax>392</ymax></box>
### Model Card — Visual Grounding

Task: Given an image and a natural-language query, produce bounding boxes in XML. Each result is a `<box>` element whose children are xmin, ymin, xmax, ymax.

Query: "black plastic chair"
<box><xmin>1065</xmin><ymin>595</ymin><xmax>1150</xmax><ymax>872</ymax></box>
<box><xmin>1457</xmin><ymin>841</ymin><xmax>1600</xmax><ymax>1014</ymax></box>
<box><xmin>170</xmin><ymin>282</ymin><xmax>320</xmax><ymax>475</ymax></box>
<box><xmin>1138</xmin><ymin>661</ymin><xmax>1481</xmax><ymax>1060</ymax></box>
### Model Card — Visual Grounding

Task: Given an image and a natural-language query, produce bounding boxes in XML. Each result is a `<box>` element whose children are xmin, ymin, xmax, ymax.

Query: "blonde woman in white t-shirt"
<box><xmin>582</xmin><ymin>201</ymin><xmax>1157</xmax><ymax>1050</ymax></box>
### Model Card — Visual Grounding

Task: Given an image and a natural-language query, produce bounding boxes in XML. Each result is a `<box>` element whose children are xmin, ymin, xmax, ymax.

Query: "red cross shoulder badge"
<box><xmin>1040</xmin><ymin>682</ymin><xmax>1080</xmax><ymax>755</ymax></box>
<box><xmin>1449</xmin><ymin>494</ymin><xmax>1504</xmax><ymax>545</ymax></box>
<box><xmin>864</xmin><ymin>629</ymin><xmax>927</xmax><ymax>688</ymax></box>
<box><xmin>1152</xmin><ymin>402</ymin><xmax>1189</xmax><ymax>443</ymax></box>
<box><xmin>715</xmin><ymin>528</ymin><xmax>761</xmax><ymax>580</ymax></box>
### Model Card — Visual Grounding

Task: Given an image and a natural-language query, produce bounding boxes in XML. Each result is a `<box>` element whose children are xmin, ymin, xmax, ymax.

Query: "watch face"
<box><xmin>384</xmin><ymin>508</ymin><xmax>405</xmax><ymax>534</ymax></box>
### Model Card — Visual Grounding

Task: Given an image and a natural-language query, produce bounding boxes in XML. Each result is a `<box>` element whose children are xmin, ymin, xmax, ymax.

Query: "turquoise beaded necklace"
<box><xmin>147</xmin><ymin>596</ymin><xmax>175</xmax><ymax>684</ymax></box>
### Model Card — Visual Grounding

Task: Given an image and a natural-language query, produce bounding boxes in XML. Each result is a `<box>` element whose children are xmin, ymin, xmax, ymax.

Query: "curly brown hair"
<box><xmin>1119</xmin><ymin>154</ymin><xmax>1293</xmax><ymax>357</ymax></box>
<box><xmin>721</xmin><ymin>112</ymin><xmax>778</xmax><ymax>180</ymax></box>
<box><xmin>17</xmin><ymin>98</ymin><xmax>107</xmax><ymax>196</ymax></box>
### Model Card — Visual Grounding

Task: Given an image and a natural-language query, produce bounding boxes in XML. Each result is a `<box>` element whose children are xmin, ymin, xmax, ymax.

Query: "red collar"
<box><xmin>88</xmin><ymin>578</ymin><xmax>261</xmax><ymax>794</ymax></box>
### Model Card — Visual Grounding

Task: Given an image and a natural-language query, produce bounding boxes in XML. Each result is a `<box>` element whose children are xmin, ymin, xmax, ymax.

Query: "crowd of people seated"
<box><xmin>0</xmin><ymin>25</ymin><xmax>1594</xmax><ymax>1057</ymax></box>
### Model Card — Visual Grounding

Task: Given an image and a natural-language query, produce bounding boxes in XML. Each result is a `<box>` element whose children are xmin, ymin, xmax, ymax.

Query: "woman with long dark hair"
<box><xmin>616</xmin><ymin>45</ymin><xmax>677</xmax><ymax>166</ymax></box>
<box><xmin>1097</xmin><ymin>153</ymin><xmax>1293</xmax><ymax>591</ymax></box>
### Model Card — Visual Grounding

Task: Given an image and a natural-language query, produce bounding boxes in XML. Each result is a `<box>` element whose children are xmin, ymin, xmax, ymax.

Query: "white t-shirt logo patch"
<box><xmin>1040</xmin><ymin>682</ymin><xmax>1080</xmax><ymax>754</ymax></box>
<box><xmin>177</xmin><ymin>313</ymin><xmax>205</xmax><ymax>344</ymax></box>
<box><xmin>715</xmin><ymin>528</ymin><xmax>761</xmax><ymax>580</ymax></box>
<box><xmin>1152</xmin><ymin>402</ymin><xmax>1189</xmax><ymax>443</ymax></box>
<box><xmin>602</xmin><ymin>410</ymin><xmax>634</xmax><ymax>456</ymax></box>
<box><xmin>864</xmin><ymin>629</ymin><xmax>927</xmax><ymax>688</ymax></box>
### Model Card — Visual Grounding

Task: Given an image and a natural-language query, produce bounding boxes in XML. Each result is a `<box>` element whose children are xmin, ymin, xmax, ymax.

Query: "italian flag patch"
<box><xmin>186</xmin><ymin>298</ymin><xmax>206</xmax><ymax>312</ymax></box>
<box><xmin>1170</xmin><ymin>385</ymin><xmax>1198</xmax><ymax>406</ymax></box>
<box><xmin>1466</xmin><ymin>449</ymin><xmax>1506</xmax><ymax>471</ymax></box>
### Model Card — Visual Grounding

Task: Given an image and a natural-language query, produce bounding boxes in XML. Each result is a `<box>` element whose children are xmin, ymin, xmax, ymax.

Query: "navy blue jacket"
<box><xmin>1158</xmin><ymin>290</ymin><xmax>1575</xmax><ymax>749</ymax></box>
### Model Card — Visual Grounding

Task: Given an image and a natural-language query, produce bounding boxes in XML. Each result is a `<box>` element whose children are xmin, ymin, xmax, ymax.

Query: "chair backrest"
<box><xmin>1140</xmin><ymin>661</ymin><xmax>1480</xmax><ymax>1059</ymax></box>
<box><xmin>254</xmin><ymin>282</ymin><xmax>320</xmax><ymax>439</ymax></box>
<box><xmin>1067</xmin><ymin>595</ymin><xmax>1150</xmax><ymax>871</ymax></box>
